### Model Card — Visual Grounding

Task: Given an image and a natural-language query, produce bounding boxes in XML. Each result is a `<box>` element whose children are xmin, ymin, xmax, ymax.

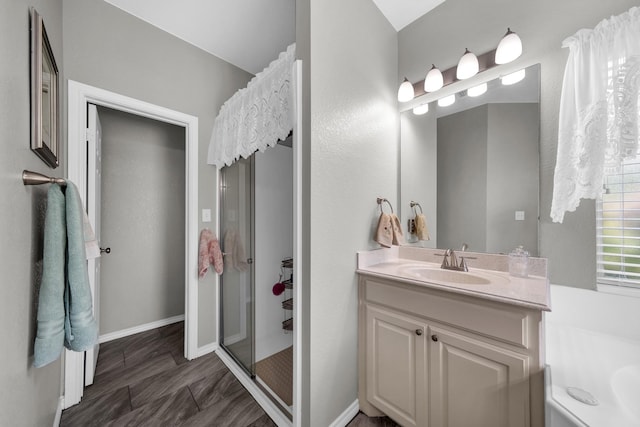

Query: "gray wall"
<box><xmin>399</xmin><ymin>0</ymin><xmax>640</xmax><ymax>288</ymax></box>
<box><xmin>0</xmin><ymin>1</ymin><xmax>65</xmax><ymax>426</ymax></box>
<box><xmin>437</xmin><ymin>105</ymin><xmax>488</xmax><ymax>251</ymax></box>
<box><xmin>486</xmin><ymin>103</ymin><xmax>539</xmax><ymax>255</ymax></box>
<box><xmin>98</xmin><ymin>107</ymin><xmax>185</xmax><ymax>334</ymax></box>
<box><xmin>63</xmin><ymin>0</ymin><xmax>253</xmax><ymax>344</ymax></box>
<box><xmin>305</xmin><ymin>0</ymin><xmax>399</xmax><ymax>424</ymax></box>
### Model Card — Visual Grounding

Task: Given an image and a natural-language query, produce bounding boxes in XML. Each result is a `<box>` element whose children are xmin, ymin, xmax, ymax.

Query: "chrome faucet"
<box><xmin>440</xmin><ymin>243</ymin><xmax>471</xmax><ymax>272</ymax></box>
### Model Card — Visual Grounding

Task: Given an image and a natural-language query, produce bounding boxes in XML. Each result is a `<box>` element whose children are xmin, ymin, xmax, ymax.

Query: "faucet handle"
<box><xmin>459</xmin><ymin>257</ymin><xmax>468</xmax><ymax>272</ymax></box>
<box><xmin>438</xmin><ymin>249</ymin><xmax>451</xmax><ymax>268</ymax></box>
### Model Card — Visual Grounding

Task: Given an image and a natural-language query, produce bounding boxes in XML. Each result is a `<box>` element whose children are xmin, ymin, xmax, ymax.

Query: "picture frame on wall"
<box><xmin>30</xmin><ymin>7</ymin><xmax>59</xmax><ymax>169</ymax></box>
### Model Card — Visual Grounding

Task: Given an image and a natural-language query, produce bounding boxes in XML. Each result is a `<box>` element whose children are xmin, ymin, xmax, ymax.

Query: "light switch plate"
<box><xmin>202</xmin><ymin>209</ymin><xmax>211</xmax><ymax>223</ymax></box>
<box><xmin>515</xmin><ymin>210</ymin><xmax>525</xmax><ymax>221</ymax></box>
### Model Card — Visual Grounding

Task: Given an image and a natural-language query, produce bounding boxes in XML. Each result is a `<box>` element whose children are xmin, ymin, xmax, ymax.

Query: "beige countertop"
<box><xmin>357</xmin><ymin>247</ymin><xmax>551</xmax><ymax>311</ymax></box>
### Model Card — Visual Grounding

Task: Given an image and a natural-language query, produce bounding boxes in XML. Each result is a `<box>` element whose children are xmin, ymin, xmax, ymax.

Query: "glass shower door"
<box><xmin>219</xmin><ymin>157</ymin><xmax>255</xmax><ymax>375</ymax></box>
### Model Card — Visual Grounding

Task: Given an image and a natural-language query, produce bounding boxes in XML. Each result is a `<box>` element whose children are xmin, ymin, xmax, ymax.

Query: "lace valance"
<box><xmin>551</xmin><ymin>7</ymin><xmax>640</xmax><ymax>223</ymax></box>
<box><xmin>207</xmin><ymin>43</ymin><xmax>295</xmax><ymax>168</ymax></box>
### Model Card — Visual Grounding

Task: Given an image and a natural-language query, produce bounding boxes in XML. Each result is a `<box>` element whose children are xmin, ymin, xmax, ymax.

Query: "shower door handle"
<box><xmin>100</xmin><ymin>247</ymin><xmax>111</xmax><ymax>254</ymax></box>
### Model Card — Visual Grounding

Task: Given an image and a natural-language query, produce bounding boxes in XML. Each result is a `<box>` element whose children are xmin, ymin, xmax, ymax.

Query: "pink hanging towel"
<box><xmin>198</xmin><ymin>228</ymin><xmax>223</xmax><ymax>278</ymax></box>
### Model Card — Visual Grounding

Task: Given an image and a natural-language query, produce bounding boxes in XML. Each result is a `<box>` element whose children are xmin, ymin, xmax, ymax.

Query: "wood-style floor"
<box><xmin>60</xmin><ymin>322</ymin><xmax>398</xmax><ymax>426</ymax></box>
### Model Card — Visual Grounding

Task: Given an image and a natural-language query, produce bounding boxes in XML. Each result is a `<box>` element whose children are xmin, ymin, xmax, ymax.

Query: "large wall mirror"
<box><xmin>400</xmin><ymin>64</ymin><xmax>540</xmax><ymax>256</ymax></box>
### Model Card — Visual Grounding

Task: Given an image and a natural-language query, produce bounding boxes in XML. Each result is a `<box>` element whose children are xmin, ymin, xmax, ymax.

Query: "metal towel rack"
<box><xmin>377</xmin><ymin>197</ymin><xmax>394</xmax><ymax>213</ymax></box>
<box><xmin>410</xmin><ymin>201</ymin><xmax>423</xmax><ymax>214</ymax></box>
<box><xmin>22</xmin><ymin>170</ymin><xmax>66</xmax><ymax>186</ymax></box>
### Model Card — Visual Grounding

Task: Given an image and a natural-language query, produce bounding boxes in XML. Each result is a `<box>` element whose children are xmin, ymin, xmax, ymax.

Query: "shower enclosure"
<box><xmin>219</xmin><ymin>157</ymin><xmax>255</xmax><ymax>376</ymax></box>
<box><xmin>219</xmin><ymin>144</ymin><xmax>295</xmax><ymax>416</ymax></box>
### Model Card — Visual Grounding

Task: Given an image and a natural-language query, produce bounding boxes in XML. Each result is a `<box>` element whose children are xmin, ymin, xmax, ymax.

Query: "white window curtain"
<box><xmin>207</xmin><ymin>43</ymin><xmax>295</xmax><ymax>168</ymax></box>
<box><xmin>551</xmin><ymin>7</ymin><xmax>640</xmax><ymax>223</ymax></box>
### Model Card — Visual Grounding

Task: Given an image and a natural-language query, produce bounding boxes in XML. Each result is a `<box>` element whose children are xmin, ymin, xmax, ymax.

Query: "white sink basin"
<box><xmin>399</xmin><ymin>265</ymin><xmax>506</xmax><ymax>285</ymax></box>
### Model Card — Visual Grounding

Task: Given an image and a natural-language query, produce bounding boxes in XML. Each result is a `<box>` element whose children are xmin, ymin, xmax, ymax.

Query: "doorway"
<box><xmin>96</xmin><ymin>105</ymin><xmax>186</xmax><ymax>340</ymax></box>
<box><xmin>65</xmin><ymin>80</ymin><xmax>200</xmax><ymax>408</ymax></box>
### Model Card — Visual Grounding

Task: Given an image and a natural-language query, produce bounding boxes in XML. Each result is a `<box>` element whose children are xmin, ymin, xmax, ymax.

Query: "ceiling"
<box><xmin>371</xmin><ymin>0</ymin><xmax>445</xmax><ymax>31</ymax></box>
<box><xmin>104</xmin><ymin>0</ymin><xmax>444</xmax><ymax>75</ymax></box>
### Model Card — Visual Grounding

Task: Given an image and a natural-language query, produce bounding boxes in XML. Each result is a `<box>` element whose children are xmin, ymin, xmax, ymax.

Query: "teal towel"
<box><xmin>33</xmin><ymin>183</ymin><xmax>98</xmax><ymax>367</ymax></box>
<box><xmin>33</xmin><ymin>185</ymin><xmax>66</xmax><ymax>368</ymax></box>
<box><xmin>63</xmin><ymin>183</ymin><xmax>98</xmax><ymax>351</ymax></box>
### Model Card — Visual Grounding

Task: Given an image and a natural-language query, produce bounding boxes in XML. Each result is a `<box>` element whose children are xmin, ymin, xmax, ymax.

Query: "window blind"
<box><xmin>597</xmin><ymin>160</ymin><xmax>640</xmax><ymax>288</ymax></box>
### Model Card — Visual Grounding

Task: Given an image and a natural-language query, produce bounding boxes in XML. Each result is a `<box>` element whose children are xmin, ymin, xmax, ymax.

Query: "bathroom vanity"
<box><xmin>357</xmin><ymin>246</ymin><xmax>550</xmax><ymax>427</ymax></box>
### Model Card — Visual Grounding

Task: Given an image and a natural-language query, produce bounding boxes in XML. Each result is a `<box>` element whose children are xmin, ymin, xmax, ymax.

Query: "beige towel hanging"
<box><xmin>414</xmin><ymin>213</ymin><xmax>430</xmax><ymax>241</ymax></box>
<box><xmin>374</xmin><ymin>213</ymin><xmax>393</xmax><ymax>247</ymax></box>
<box><xmin>390</xmin><ymin>213</ymin><xmax>405</xmax><ymax>245</ymax></box>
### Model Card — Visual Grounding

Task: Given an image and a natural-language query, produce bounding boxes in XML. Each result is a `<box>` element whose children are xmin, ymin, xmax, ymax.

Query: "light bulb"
<box><xmin>501</xmin><ymin>69</ymin><xmax>526</xmax><ymax>85</ymax></box>
<box><xmin>495</xmin><ymin>28</ymin><xmax>522</xmax><ymax>64</ymax></box>
<box><xmin>398</xmin><ymin>78</ymin><xmax>415</xmax><ymax>102</ymax></box>
<box><xmin>456</xmin><ymin>49</ymin><xmax>479</xmax><ymax>80</ymax></box>
<box><xmin>413</xmin><ymin>104</ymin><xmax>429</xmax><ymax>115</ymax></box>
<box><xmin>467</xmin><ymin>83</ymin><xmax>487</xmax><ymax>97</ymax></box>
<box><xmin>424</xmin><ymin>65</ymin><xmax>444</xmax><ymax>92</ymax></box>
<box><xmin>438</xmin><ymin>94</ymin><xmax>456</xmax><ymax>107</ymax></box>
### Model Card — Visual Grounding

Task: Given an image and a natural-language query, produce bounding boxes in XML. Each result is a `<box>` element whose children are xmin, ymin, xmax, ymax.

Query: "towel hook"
<box><xmin>377</xmin><ymin>197</ymin><xmax>394</xmax><ymax>214</ymax></box>
<box><xmin>410</xmin><ymin>201</ymin><xmax>423</xmax><ymax>215</ymax></box>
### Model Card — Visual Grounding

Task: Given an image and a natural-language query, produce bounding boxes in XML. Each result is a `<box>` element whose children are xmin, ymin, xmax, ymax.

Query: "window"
<box><xmin>597</xmin><ymin>158</ymin><xmax>640</xmax><ymax>290</ymax></box>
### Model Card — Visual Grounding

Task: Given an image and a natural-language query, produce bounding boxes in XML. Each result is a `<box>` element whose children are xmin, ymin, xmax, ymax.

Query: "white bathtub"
<box><xmin>545</xmin><ymin>285</ymin><xmax>640</xmax><ymax>427</ymax></box>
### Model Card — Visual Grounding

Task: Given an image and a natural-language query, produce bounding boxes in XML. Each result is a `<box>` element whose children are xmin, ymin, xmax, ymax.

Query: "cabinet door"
<box><xmin>365</xmin><ymin>304</ymin><xmax>428</xmax><ymax>427</ymax></box>
<box><xmin>429</xmin><ymin>326</ymin><xmax>530</xmax><ymax>427</ymax></box>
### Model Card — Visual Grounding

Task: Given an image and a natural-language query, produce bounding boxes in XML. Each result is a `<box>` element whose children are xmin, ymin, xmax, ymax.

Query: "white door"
<box><xmin>85</xmin><ymin>103</ymin><xmax>102</xmax><ymax>386</ymax></box>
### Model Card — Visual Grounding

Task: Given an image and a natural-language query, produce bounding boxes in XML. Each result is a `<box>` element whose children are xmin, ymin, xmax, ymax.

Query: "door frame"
<box><xmin>65</xmin><ymin>80</ymin><xmax>199</xmax><ymax>408</ymax></box>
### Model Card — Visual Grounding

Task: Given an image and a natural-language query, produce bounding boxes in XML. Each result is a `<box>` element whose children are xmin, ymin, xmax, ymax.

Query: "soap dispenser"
<box><xmin>509</xmin><ymin>246</ymin><xmax>529</xmax><ymax>278</ymax></box>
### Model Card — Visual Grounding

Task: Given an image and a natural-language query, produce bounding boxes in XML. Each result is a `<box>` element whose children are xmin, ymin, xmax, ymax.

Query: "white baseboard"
<box><xmin>98</xmin><ymin>315</ymin><xmax>185</xmax><ymax>343</ymax></box>
<box><xmin>329</xmin><ymin>399</ymin><xmax>359</xmax><ymax>427</ymax></box>
<box><xmin>196</xmin><ymin>342</ymin><xmax>218</xmax><ymax>357</ymax></box>
<box><xmin>216</xmin><ymin>349</ymin><xmax>292</xmax><ymax>427</ymax></box>
<box><xmin>53</xmin><ymin>396</ymin><xmax>64</xmax><ymax>427</ymax></box>
<box><xmin>222</xmin><ymin>331</ymin><xmax>247</xmax><ymax>346</ymax></box>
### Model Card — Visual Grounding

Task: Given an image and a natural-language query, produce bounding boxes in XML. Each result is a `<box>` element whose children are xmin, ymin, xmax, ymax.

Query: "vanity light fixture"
<box><xmin>495</xmin><ymin>28</ymin><xmax>522</xmax><ymax>64</ymax></box>
<box><xmin>398</xmin><ymin>77</ymin><xmax>415</xmax><ymax>102</ymax></box>
<box><xmin>467</xmin><ymin>82</ymin><xmax>487</xmax><ymax>97</ymax></box>
<box><xmin>400</xmin><ymin>27</ymin><xmax>523</xmax><ymax>104</ymax></box>
<box><xmin>438</xmin><ymin>94</ymin><xmax>456</xmax><ymax>107</ymax></box>
<box><xmin>424</xmin><ymin>65</ymin><xmax>444</xmax><ymax>92</ymax></box>
<box><xmin>501</xmin><ymin>68</ymin><xmax>526</xmax><ymax>85</ymax></box>
<box><xmin>456</xmin><ymin>49</ymin><xmax>479</xmax><ymax>80</ymax></box>
<box><xmin>413</xmin><ymin>103</ymin><xmax>429</xmax><ymax>115</ymax></box>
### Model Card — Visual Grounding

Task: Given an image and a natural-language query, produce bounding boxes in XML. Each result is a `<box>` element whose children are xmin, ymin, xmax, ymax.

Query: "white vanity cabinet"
<box><xmin>358</xmin><ymin>274</ymin><xmax>545</xmax><ymax>427</ymax></box>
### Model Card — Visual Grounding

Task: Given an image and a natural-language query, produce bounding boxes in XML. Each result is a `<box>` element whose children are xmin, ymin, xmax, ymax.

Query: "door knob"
<box><xmin>415</xmin><ymin>329</ymin><xmax>423</xmax><ymax>336</ymax></box>
<box><xmin>431</xmin><ymin>335</ymin><xmax>438</xmax><ymax>342</ymax></box>
<box><xmin>100</xmin><ymin>247</ymin><xmax>111</xmax><ymax>254</ymax></box>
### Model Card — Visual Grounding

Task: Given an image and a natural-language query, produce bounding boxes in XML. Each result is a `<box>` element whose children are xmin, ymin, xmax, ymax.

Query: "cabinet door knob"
<box><xmin>431</xmin><ymin>334</ymin><xmax>438</xmax><ymax>342</ymax></box>
<box><xmin>415</xmin><ymin>329</ymin><xmax>423</xmax><ymax>336</ymax></box>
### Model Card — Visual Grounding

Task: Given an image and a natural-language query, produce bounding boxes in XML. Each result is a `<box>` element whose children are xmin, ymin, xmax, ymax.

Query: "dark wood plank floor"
<box><xmin>60</xmin><ymin>322</ymin><xmax>397</xmax><ymax>426</ymax></box>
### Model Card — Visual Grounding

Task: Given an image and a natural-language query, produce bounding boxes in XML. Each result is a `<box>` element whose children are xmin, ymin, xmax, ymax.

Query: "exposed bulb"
<box><xmin>437</xmin><ymin>94</ymin><xmax>456</xmax><ymax>107</ymax></box>
<box><xmin>495</xmin><ymin>28</ymin><xmax>522</xmax><ymax>64</ymax></box>
<box><xmin>424</xmin><ymin>65</ymin><xmax>444</xmax><ymax>92</ymax></box>
<box><xmin>398</xmin><ymin>77</ymin><xmax>415</xmax><ymax>102</ymax></box>
<box><xmin>467</xmin><ymin>82</ymin><xmax>487</xmax><ymax>97</ymax></box>
<box><xmin>413</xmin><ymin>104</ymin><xmax>429</xmax><ymax>115</ymax></box>
<box><xmin>456</xmin><ymin>49</ymin><xmax>479</xmax><ymax>80</ymax></box>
